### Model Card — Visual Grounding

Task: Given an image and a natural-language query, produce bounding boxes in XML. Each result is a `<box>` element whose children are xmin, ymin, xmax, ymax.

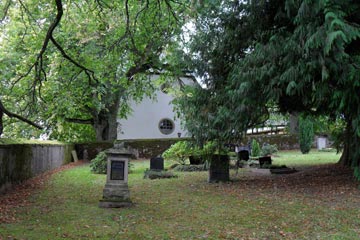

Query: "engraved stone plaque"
<box><xmin>110</xmin><ymin>160</ymin><xmax>125</xmax><ymax>180</ymax></box>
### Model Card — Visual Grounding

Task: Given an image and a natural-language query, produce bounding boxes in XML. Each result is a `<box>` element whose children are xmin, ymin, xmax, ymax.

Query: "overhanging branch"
<box><xmin>0</xmin><ymin>99</ymin><xmax>43</xmax><ymax>136</ymax></box>
<box><xmin>65</xmin><ymin>118</ymin><xmax>94</xmax><ymax>125</ymax></box>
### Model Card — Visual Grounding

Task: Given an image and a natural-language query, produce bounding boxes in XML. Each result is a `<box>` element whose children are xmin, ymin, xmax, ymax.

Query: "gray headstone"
<box><xmin>150</xmin><ymin>156</ymin><xmax>164</xmax><ymax>171</ymax></box>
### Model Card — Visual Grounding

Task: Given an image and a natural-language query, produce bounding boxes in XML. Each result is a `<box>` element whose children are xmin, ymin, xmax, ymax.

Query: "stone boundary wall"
<box><xmin>241</xmin><ymin>134</ymin><xmax>300</xmax><ymax>150</ymax></box>
<box><xmin>75</xmin><ymin>142</ymin><xmax>113</xmax><ymax>161</ymax></box>
<box><xmin>118</xmin><ymin>139</ymin><xmax>185</xmax><ymax>159</ymax></box>
<box><xmin>74</xmin><ymin>140</ymin><xmax>183</xmax><ymax>160</ymax></box>
<box><xmin>0</xmin><ymin>143</ymin><xmax>74</xmax><ymax>193</ymax></box>
<box><xmin>75</xmin><ymin>134</ymin><xmax>320</xmax><ymax>163</ymax></box>
<box><xmin>117</xmin><ymin>135</ymin><xmax>301</xmax><ymax>159</ymax></box>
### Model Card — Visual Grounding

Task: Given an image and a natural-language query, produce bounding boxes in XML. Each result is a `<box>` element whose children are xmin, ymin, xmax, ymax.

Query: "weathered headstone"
<box><xmin>99</xmin><ymin>144</ymin><xmax>133</xmax><ymax>208</ymax></box>
<box><xmin>238</xmin><ymin>150</ymin><xmax>250</xmax><ymax>161</ymax></box>
<box><xmin>259</xmin><ymin>156</ymin><xmax>272</xmax><ymax>167</ymax></box>
<box><xmin>150</xmin><ymin>156</ymin><xmax>164</xmax><ymax>171</ymax></box>
<box><xmin>71</xmin><ymin>150</ymin><xmax>78</xmax><ymax>162</ymax></box>
<box><xmin>317</xmin><ymin>136</ymin><xmax>327</xmax><ymax>150</ymax></box>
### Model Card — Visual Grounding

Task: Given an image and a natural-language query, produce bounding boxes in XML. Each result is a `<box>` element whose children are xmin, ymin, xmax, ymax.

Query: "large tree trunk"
<box><xmin>0</xmin><ymin>109</ymin><xmax>3</xmax><ymax>136</ymax></box>
<box><xmin>338</xmin><ymin>121</ymin><xmax>352</xmax><ymax>167</ymax></box>
<box><xmin>93</xmin><ymin>114</ymin><xmax>118</xmax><ymax>141</ymax></box>
<box><xmin>338</xmin><ymin>123</ymin><xmax>360</xmax><ymax>167</ymax></box>
<box><xmin>338</xmin><ymin>120</ymin><xmax>360</xmax><ymax>180</ymax></box>
<box><xmin>93</xmin><ymin>96</ymin><xmax>121</xmax><ymax>141</ymax></box>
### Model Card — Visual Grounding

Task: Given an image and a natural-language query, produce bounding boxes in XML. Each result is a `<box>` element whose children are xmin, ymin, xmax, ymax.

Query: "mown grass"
<box><xmin>272</xmin><ymin>149</ymin><xmax>341</xmax><ymax>166</ymax></box>
<box><xmin>1</xmin><ymin>150</ymin><xmax>360</xmax><ymax>239</ymax></box>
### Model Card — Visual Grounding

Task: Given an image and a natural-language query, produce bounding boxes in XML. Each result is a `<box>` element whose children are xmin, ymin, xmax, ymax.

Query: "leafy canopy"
<box><xmin>175</xmin><ymin>0</ymin><xmax>360</xmax><ymax>176</ymax></box>
<box><xmin>0</xmin><ymin>0</ymin><xmax>189</xmax><ymax>141</ymax></box>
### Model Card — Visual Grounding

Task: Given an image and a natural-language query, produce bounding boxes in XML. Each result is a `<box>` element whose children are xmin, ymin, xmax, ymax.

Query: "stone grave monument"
<box><xmin>99</xmin><ymin>143</ymin><xmax>133</xmax><ymax>208</ymax></box>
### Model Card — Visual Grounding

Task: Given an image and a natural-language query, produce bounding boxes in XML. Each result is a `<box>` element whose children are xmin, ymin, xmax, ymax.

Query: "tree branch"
<box><xmin>50</xmin><ymin>36</ymin><xmax>98</xmax><ymax>85</ymax></box>
<box><xmin>0</xmin><ymin>99</ymin><xmax>43</xmax><ymax>136</ymax></box>
<box><xmin>0</xmin><ymin>0</ymin><xmax>11</xmax><ymax>23</ymax></box>
<box><xmin>65</xmin><ymin>118</ymin><xmax>94</xmax><ymax>125</ymax></box>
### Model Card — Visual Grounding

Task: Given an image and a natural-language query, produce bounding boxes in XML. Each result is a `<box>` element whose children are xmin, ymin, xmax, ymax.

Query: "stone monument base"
<box><xmin>98</xmin><ymin>199</ymin><xmax>133</xmax><ymax>208</ymax></box>
<box><xmin>99</xmin><ymin>183</ymin><xmax>132</xmax><ymax>208</ymax></box>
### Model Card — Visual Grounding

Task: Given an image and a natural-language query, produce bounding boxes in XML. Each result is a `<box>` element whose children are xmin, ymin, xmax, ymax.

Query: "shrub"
<box><xmin>163</xmin><ymin>141</ymin><xmax>202</xmax><ymax>165</ymax></box>
<box><xmin>251</xmin><ymin>139</ymin><xmax>261</xmax><ymax>157</ymax></box>
<box><xmin>143</xmin><ymin>169</ymin><xmax>178</xmax><ymax>179</ymax></box>
<box><xmin>299</xmin><ymin>116</ymin><xmax>314</xmax><ymax>154</ymax></box>
<box><xmin>90</xmin><ymin>151</ymin><xmax>134</xmax><ymax>174</ymax></box>
<box><xmin>90</xmin><ymin>151</ymin><xmax>107</xmax><ymax>174</ymax></box>
<box><xmin>261</xmin><ymin>144</ymin><xmax>278</xmax><ymax>156</ymax></box>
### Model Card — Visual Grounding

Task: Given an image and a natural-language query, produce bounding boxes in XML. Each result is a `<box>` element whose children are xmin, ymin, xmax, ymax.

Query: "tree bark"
<box><xmin>0</xmin><ymin>109</ymin><xmax>3</xmax><ymax>136</ymax></box>
<box><xmin>93</xmin><ymin>95</ymin><xmax>121</xmax><ymax>141</ymax></box>
<box><xmin>0</xmin><ymin>99</ymin><xmax>42</xmax><ymax>137</ymax></box>
<box><xmin>338</xmin><ymin>120</ymin><xmax>360</xmax><ymax>171</ymax></box>
<box><xmin>93</xmin><ymin>113</ymin><xmax>118</xmax><ymax>141</ymax></box>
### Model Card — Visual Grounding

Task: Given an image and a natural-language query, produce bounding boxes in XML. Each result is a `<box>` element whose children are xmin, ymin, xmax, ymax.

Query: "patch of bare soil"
<box><xmin>0</xmin><ymin>161</ymin><xmax>87</xmax><ymax>224</ymax></box>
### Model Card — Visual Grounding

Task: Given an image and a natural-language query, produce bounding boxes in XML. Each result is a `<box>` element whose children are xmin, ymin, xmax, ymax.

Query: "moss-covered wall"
<box><xmin>118</xmin><ymin>138</ymin><xmax>185</xmax><ymax>159</ymax></box>
<box><xmin>116</xmin><ymin>136</ymin><xmax>300</xmax><ymax>159</ymax></box>
<box><xmin>0</xmin><ymin>143</ymin><xmax>74</xmax><ymax>193</ymax></box>
<box><xmin>75</xmin><ymin>142</ymin><xmax>113</xmax><ymax>161</ymax></box>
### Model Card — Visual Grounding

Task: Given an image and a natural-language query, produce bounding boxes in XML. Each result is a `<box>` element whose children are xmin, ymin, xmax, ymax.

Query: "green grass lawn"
<box><xmin>272</xmin><ymin>149</ymin><xmax>341</xmax><ymax>167</ymax></box>
<box><xmin>1</xmin><ymin>150</ymin><xmax>360</xmax><ymax>239</ymax></box>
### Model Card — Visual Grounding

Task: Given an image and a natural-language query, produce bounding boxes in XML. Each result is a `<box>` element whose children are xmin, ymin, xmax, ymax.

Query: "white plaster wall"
<box><xmin>117</xmin><ymin>85</ymin><xmax>190</xmax><ymax>140</ymax></box>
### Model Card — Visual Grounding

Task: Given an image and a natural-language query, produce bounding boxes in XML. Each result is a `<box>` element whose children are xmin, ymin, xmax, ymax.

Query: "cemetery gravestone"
<box><xmin>99</xmin><ymin>144</ymin><xmax>133</xmax><ymax>208</ymax></box>
<box><xmin>259</xmin><ymin>156</ymin><xmax>272</xmax><ymax>167</ymax></box>
<box><xmin>150</xmin><ymin>156</ymin><xmax>164</xmax><ymax>171</ymax></box>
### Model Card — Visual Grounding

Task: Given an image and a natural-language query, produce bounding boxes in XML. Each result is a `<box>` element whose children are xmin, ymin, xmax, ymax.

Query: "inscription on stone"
<box><xmin>111</xmin><ymin>161</ymin><xmax>125</xmax><ymax>180</ymax></box>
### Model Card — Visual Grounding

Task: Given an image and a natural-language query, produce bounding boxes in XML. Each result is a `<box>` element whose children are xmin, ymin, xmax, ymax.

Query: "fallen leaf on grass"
<box><xmin>0</xmin><ymin>161</ymin><xmax>87</xmax><ymax>223</ymax></box>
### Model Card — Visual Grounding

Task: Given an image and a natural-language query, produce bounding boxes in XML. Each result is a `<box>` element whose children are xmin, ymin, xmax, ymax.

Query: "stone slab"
<box><xmin>99</xmin><ymin>200</ymin><xmax>133</xmax><ymax>208</ymax></box>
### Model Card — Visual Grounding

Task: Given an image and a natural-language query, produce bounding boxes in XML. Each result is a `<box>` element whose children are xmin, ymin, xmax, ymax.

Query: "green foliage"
<box><xmin>299</xmin><ymin>116</ymin><xmax>315</xmax><ymax>154</ymax></box>
<box><xmin>89</xmin><ymin>151</ymin><xmax>133</xmax><ymax>174</ymax></box>
<box><xmin>89</xmin><ymin>151</ymin><xmax>107</xmax><ymax>174</ymax></box>
<box><xmin>251</xmin><ymin>139</ymin><xmax>261</xmax><ymax>157</ymax></box>
<box><xmin>162</xmin><ymin>141</ymin><xmax>201</xmax><ymax>165</ymax></box>
<box><xmin>0</xmin><ymin>1</ymin><xmax>190</xmax><ymax>141</ymax></box>
<box><xmin>162</xmin><ymin>140</ymin><xmax>226</xmax><ymax>165</ymax></box>
<box><xmin>261</xmin><ymin>144</ymin><xmax>278</xmax><ymax>156</ymax></box>
<box><xmin>175</xmin><ymin>0</ymin><xmax>360</xmax><ymax>178</ymax></box>
<box><xmin>173</xmin><ymin>1</ymin><xmax>266</xmax><ymax>149</ymax></box>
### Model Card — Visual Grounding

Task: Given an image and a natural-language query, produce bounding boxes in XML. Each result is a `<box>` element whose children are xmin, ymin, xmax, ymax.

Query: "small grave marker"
<box><xmin>71</xmin><ymin>150</ymin><xmax>78</xmax><ymax>162</ymax></box>
<box><xmin>150</xmin><ymin>156</ymin><xmax>164</xmax><ymax>171</ymax></box>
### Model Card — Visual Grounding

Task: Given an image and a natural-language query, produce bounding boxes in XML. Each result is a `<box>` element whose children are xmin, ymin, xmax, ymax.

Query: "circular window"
<box><xmin>158</xmin><ymin>118</ymin><xmax>175</xmax><ymax>135</ymax></box>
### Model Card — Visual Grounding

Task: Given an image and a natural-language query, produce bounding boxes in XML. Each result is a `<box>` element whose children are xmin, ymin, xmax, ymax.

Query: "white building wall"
<box><xmin>117</xmin><ymin>78</ymin><xmax>191</xmax><ymax>140</ymax></box>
